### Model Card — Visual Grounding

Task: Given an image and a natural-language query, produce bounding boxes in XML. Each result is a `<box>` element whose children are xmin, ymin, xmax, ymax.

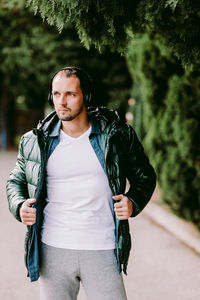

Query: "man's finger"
<box><xmin>114</xmin><ymin>202</ymin><xmax>123</xmax><ymax>208</ymax></box>
<box><xmin>21</xmin><ymin>206</ymin><xmax>36</xmax><ymax>213</ymax></box>
<box><xmin>21</xmin><ymin>212</ymin><xmax>36</xmax><ymax>218</ymax></box>
<box><xmin>114</xmin><ymin>207</ymin><xmax>128</xmax><ymax>213</ymax></box>
<box><xmin>114</xmin><ymin>200</ymin><xmax>128</xmax><ymax>208</ymax></box>
<box><xmin>112</xmin><ymin>194</ymin><xmax>124</xmax><ymax>201</ymax></box>
<box><xmin>23</xmin><ymin>221</ymin><xmax>35</xmax><ymax>226</ymax></box>
<box><xmin>24</xmin><ymin>198</ymin><xmax>36</xmax><ymax>207</ymax></box>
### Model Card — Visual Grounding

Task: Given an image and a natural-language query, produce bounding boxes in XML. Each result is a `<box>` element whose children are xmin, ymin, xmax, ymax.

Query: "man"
<box><xmin>7</xmin><ymin>66</ymin><xmax>156</xmax><ymax>300</ymax></box>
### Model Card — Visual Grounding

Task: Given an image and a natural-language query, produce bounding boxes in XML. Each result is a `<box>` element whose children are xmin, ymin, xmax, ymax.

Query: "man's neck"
<box><xmin>61</xmin><ymin>117</ymin><xmax>91</xmax><ymax>138</ymax></box>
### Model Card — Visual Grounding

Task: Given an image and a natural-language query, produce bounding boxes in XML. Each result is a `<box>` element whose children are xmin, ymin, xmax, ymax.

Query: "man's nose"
<box><xmin>59</xmin><ymin>94</ymin><xmax>67</xmax><ymax>105</ymax></box>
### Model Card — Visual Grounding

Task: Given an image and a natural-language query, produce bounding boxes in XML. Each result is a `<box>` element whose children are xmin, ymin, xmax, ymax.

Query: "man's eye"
<box><xmin>69</xmin><ymin>93</ymin><xmax>75</xmax><ymax>96</ymax></box>
<box><xmin>53</xmin><ymin>92</ymin><xmax>59</xmax><ymax>96</ymax></box>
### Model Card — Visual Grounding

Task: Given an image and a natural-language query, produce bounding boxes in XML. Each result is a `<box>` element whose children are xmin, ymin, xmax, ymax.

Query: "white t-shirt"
<box><xmin>41</xmin><ymin>127</ymin><xmax>116</xmax><ymax>250</ymax></box>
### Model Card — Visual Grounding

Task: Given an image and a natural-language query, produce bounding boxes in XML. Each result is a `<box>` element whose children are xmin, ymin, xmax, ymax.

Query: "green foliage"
<box><xmin>127</xmin><ymin>34</ymin><xmax>200</xmax><ymax>228</ymax></box>
<box><xmin>134</xmin><ymin>0</ymin><xmax>200</xmax><ymax>66</ymax></box>
<box><xmin>0</xmin><ymin>3</ymin><xmax>131</xmax><ymax>148</ymax></box>
<box><xmin>22</xmin><ymin>0</ymin><xmax>200</xmax><ymax>66</ymax></box>
<box><xmin>25</xmin><ymin>0</ymin><xmax>133</xmax><ymax>53</ymax></box>
<box><xmin>0</xmin><ymin>3</ymin><xmax>131</xmax><ymax>109</ymax></box>
<box><xmin>128</xmin><ymin>83</ymin><xmax>145</xmax><ymax>141</ymax></box>
<box><xmin>0</xmin><ymin>5</ymin><xmax>58</xmax><ymax>108</ymax></box>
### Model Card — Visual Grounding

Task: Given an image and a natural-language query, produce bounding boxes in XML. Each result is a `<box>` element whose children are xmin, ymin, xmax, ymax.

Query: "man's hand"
<box><xmin>113</xmin><ymin>194</ymin><xmax>133</xmax><ymax>220</ymax></box>
<box><xmin>20</xmin><ymin>198</ymin><xmax>36</xmax><ymax>225</ymax></box>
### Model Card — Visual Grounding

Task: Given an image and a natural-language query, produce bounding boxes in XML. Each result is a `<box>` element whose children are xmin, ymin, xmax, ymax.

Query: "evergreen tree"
<box><xmin>22</xmin><ymin>0</ymin><xmax>200</xmax><ymax>66</ymax></box>
<box><xmin>126</xmin><ymin>34</ymin><xmax>200</xmax><ymax>228</ymax></box>
<box><xmin>0</xmin><ymin>3</ymin><xmax>131</xmax><ymax>148</ymax></box>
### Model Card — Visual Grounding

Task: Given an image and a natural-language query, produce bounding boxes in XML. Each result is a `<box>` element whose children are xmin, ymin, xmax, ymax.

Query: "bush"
<box><xmin>126</xmin><ymin>34</ymin><xmax>200</xmax><ymax>228</ymax></box>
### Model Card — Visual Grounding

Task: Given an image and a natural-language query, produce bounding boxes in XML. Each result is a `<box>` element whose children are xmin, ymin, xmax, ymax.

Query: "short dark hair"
<box><xmin>48</xmin><ymin>66</ymin><xmax>93</xmax><ymax>107</ymax></box>
<box><xmin>52</xmin><ymin>66</ymin><xmax>93</xmax><ymax>98</ymax></box>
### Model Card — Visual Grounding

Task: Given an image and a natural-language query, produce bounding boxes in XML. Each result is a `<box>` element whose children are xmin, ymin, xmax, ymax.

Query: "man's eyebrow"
<box><xmin>52</xmin><ymin>90</ymin><xmax>77</xmax><ymax>93</ymax></box>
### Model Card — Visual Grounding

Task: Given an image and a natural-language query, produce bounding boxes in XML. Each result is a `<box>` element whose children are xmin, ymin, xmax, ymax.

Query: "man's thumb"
<box><xmin>25</xmin><ymin>198</ymin><xmax>36</xmax><ymax>207</ymax></box>
<box><xmin>112</xmin><ymin>194</ymin><xmax>124</xmax><ymax>201</ymax></box>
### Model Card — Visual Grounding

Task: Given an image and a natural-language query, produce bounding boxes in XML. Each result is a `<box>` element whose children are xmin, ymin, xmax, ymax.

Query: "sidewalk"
<box><xmin>143</xmin><ymin>188</ymin><xmax>200</xmax><ymax>256</ymax></box>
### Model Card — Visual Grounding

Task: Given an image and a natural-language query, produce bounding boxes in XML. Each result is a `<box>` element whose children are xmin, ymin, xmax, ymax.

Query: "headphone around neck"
<box><xmin>48</xmin><ymin>66</ymin><xmax>93</xmax><ymax>107</ymax></box>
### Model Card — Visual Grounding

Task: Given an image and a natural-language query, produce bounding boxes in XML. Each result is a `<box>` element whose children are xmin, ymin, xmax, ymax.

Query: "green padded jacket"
<box><xmin>7</xmin><ymin>106</ymin><xmax>156</xmax><ymax>281</ymax></box>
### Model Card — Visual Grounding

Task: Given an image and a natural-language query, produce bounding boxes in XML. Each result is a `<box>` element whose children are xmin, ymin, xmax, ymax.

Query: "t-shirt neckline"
<box><xmin>60</xmin><ymin>126</ymin><xmax>91</xmax><ymax>141</ymax></box>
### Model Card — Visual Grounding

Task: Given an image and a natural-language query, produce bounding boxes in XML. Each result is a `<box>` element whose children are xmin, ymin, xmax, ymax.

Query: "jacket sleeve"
<box><xmin>6</xmin><ymin>136</ymin><xmax>29</xmax><ymax>222</ymax></box>
<box><xmin>124</xmin><ymin>125</ymin><xmax>156</xmax><ymax>217</ymax></box>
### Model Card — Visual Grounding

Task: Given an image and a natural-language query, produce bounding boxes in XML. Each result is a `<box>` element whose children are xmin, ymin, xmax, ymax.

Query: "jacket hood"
<box><xmin>87</xmin><ymin>106</ymin><xmax>120</xmax><ymax>131</ymax></box>
<box><xmin>36</xmin><ymin>106</ymin><xmax>120</xmax><ymax>135</ymax></box>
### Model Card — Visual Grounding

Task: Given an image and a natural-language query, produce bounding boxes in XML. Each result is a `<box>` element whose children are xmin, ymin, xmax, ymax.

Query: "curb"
<box><xmin>142</xmin><ymin>202</ymin><xmax>200</xmax><ymax>256</ymax></box>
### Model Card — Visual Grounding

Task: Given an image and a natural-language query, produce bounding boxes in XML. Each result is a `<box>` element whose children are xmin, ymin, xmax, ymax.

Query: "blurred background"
<box><xmin>0</xmin><ymin>1</ymin><xmax>200</xmax><ymax>299</ymax></box>
<box><xmin>1</xmin><ymin>0</ymin><xmax>200</xmax><ymax>228</ymax></box>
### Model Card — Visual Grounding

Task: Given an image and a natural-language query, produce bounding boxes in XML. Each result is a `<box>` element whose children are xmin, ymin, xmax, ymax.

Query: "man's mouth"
<box><xmin>59</xmin><ymin>108</ymin><xmax>71</xmax><ymax>112</ymax></box>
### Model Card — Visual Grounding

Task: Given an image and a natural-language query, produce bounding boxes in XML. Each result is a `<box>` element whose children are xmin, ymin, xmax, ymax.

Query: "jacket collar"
<box><xmin>49</xmin><ymin>119</ymin><xmax>61</xmax><ymax>137</ymax></box>
<box><xmin>37</xmin><ymin>106</ymin><xmax>120</xmax><ymax>137</ymax></box>
<box><xmin>48</xmin><ymin>118</ymin><xmax>101</xmax><ymax>138</ymax></box>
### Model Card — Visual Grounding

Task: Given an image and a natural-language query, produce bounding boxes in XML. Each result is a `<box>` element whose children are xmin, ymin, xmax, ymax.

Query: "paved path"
<box><xmin>1</xmin><ymin>151</ymin><xmax>200</xmax><ymax>300</ymax></box>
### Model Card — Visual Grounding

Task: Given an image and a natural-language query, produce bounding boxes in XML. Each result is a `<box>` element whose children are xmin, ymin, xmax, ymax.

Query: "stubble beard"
<box><xmin>57</xmin><ymin>104</ymin><xmax>85</xmax><ymax>122</ymax></box>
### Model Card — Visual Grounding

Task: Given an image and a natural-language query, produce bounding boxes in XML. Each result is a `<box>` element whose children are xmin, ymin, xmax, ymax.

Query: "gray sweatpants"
<box><xmin>39</xmin><ymin>242</ymin><xmax>127</xmax><ymax>300</ymax></box>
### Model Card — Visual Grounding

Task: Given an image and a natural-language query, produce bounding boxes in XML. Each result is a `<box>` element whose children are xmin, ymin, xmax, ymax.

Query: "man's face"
<box><xmin>52</xmin><ymin>75</ymin><xmax>86</xmax><ymax>121</ymax></box>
